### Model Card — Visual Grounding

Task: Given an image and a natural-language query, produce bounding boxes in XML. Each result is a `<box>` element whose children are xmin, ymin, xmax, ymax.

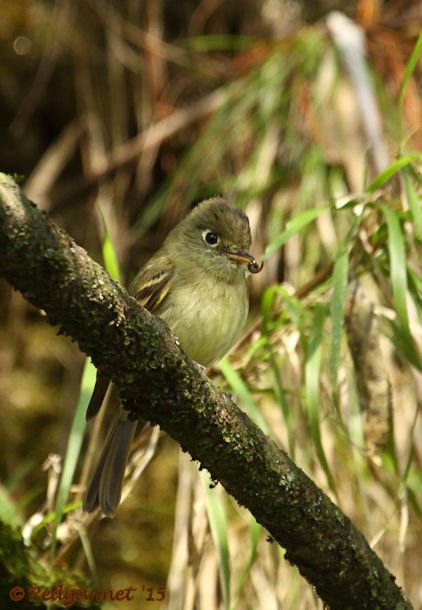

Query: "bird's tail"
<box><xmin>86</xmin><ymin>374</ymin><xmax>111</xmax><ymax>420</ymax></box>
<box><xmin>83</xmin><ymin>409</ymin><xmax>137</xmax><ymax>517</ymax></box>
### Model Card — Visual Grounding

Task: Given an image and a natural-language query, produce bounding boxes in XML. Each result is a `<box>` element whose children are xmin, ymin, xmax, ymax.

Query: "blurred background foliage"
<box><xmin>0</xmin><ymin>0</ymin><xmax>421</xmax><ymax>608</ymax></box>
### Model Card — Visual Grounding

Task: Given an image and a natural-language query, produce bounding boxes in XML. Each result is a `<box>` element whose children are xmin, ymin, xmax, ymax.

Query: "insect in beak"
<box><xmin>223</xmin><ymin>249</ymin><xmax>264</xmax><ymax>274</ymax></box>
<box><xmin>247</xmin><ymin>258</ymin><xmax>264</xmax><ymax>274</ymax></box>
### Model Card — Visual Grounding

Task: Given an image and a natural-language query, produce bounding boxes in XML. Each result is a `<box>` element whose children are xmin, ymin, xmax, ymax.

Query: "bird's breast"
<box><xmin>158</xmin><ymin>276</ymin><xmax>248</xmax><ymax>367</ymax></box>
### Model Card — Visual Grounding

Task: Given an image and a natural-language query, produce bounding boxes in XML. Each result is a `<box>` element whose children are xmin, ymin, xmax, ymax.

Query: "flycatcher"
<box><xmin>84</xmin><ymin>196</ymin><xmax>262</xmax><ymax>516</ymax></box>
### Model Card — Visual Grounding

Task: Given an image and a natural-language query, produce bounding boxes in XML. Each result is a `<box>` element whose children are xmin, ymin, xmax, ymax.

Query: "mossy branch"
<box><xmin>0</xmin><ymin>173</ymin><xmax>411</xmax><ymax>610</ymax></box>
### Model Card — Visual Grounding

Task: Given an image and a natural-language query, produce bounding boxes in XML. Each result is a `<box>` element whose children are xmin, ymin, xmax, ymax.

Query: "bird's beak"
<box><xmin>223</xmin><ymin>248</ymin><xmax>264</xmax><ymax>273</ymax></box>
<box><xmin>223</xmin><ymin>248</ymin><xmax>256</xmax><ymax>265</ymax></box>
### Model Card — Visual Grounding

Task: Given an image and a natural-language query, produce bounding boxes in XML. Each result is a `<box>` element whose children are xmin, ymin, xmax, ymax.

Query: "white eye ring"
<box><xmin>202</xmin><ymin>229</ymin><xmax>219</xmax><ymax>247</ymax></box>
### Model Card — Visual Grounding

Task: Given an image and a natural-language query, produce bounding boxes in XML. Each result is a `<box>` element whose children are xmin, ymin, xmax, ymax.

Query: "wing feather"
<box><xmin>85</xmin><ymin>254</ymin><xmax>174</xmax><ymax>421</ymax></box>
<box><xmin>129</xmin><ymin>255</ymin><xmax>174</xmax><ymax>313</ymax></box>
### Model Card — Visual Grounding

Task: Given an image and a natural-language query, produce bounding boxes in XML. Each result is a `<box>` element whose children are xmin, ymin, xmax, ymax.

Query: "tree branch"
<box><xmin>0</xmin><ymin>173</ymin><xmax>411</xmax><ymax>610</ymax></box>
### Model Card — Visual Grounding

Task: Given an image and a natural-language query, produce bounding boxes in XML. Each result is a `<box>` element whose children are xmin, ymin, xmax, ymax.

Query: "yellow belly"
<box><xmin>159</xmin><ymin>278</ymin><xmax>248</xmax><ymax>367</ymax></box>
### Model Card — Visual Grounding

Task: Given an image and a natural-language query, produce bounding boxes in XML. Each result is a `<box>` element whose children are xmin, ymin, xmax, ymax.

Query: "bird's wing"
<box><xmin>86</xmin><ymin>255</ymin><xmax>174</xmax><ymax>420</ymax></box>
<box><xmin>129</xmin><ymin>254</ymin><xmax>175</xmax><ymax>313</ymax></box>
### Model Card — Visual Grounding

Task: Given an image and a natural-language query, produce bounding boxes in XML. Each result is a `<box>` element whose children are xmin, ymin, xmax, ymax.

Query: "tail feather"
<box><xmin>84</xmin><ymin>409</ymin><xmax>137</xmax><ymax>517</ymax></box>
<box><xmin>86</xmin><ymin>374</ymin><xmax>111</xmax><ymax>420</ymax></box>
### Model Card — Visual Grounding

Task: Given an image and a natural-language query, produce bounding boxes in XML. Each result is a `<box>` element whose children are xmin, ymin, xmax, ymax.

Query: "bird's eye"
<box><xmin>202</xmin><ymin>230</ymin><xmax>219</xmax><ymax>246</ymax></box>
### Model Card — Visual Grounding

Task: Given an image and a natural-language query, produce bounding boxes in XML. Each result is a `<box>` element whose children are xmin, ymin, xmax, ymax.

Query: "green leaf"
<box><xmin>0</xmin><ymin>486</ymin><xmax>23</xmax><ymax>527</ymax></box>
<box><xmin>50</xmin><ymin>359</ymin><xmax>97</xmax><ymax>558</ymax></box>
<box><xmin>202</xmin><ymin>471</ymin><xmax>231</xmax><ymax>609</ymax></box>
<box><xmin>261</xmin><ymin>284</ymin><xmax>304</xmax><ymax>332</ymax></box>
<box><xmin>260</xmin><ymin>284</ymin><xmax>304</xmax><ymax>455</ymax></box>
<box><xmin>399</xmin><ymin>33</ymin><xmax>422</xmax><ymax>116</ymax></box>
<box><xmin>406</xmin><ymin>486</ymin><xmax>422</xmax><ymax>519</ymax></box>
<box><xmin>407</xmin><ymin>266</ymin><xmax>422</xmax><ymax>318</ymax></box>
<box><xmin>233</xmin><ymin>517</ymin><xmax>261</xmax><ymax>608</ymax></box>
<box><xmin>218</xmin><ymin>357</ymin><xmax>268</xmax><ymax>434</ymax></box>
<box><xmin>366</xmin><ymin>154</ymin><xmax>421</xmax><ymax>193</ymax></box>
<box><xmin>262</xmin><ymin>207</ymin><xmax>328</xmax><ymax>260</ymax></box>
<box><xmin>330</xmin><ymin>250</ymin><xmax>349</xmax><ymax>391</ymax></box>
<box><xmin>269</xmin><ymin>351</ymin><xmax>296</xmax><ymax>456</ymax></box>
<box><xmin>382</xmin><ymin>205</ymin><xmax>409</xmax><ymax>328</ymax></box>
<box><xmin>305</xmin><ymin>304</ymin><xmax>337</xmax><ymax>494</ymax></box>
<box><xmin>381</xmin><ymin>204</ymin><xmax>420</xmax><ymax>367</ymax></box>
<box><xmin>402</xmin><ymin>170</ymin><xmax>422</xmax><ymax>241</ymax></box>
<box><xmin>102</xmin><ymin>226</ymin><xmax>121</xmax><ymax>282</ymax></box>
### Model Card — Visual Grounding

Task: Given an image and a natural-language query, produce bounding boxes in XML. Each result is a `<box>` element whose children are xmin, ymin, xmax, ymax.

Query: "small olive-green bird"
<box><xmin>84</xmin><ymin>197</ymin><xmax>261</xmax><ymax>516</ymax></box>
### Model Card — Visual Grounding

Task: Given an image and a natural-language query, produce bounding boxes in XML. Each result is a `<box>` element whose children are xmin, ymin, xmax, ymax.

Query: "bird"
<box><xmin>83</xmin><ymin>196</ymin><xmax>262</xmax><ymax>516</ymax></box>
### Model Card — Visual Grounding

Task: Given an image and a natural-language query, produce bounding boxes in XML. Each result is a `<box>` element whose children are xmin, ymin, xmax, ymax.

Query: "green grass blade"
<box><xmin>261</xmin><ymin>284</ymin><xmax>304</xmax><ymax>332</ymax></box>
<box><xmin>102</xmin><ymin>225</ymin><xmax>121</xmax><ymax>283</ymax></box>
<box><xmin>0</xmin><ymin>485</ymin><xmax>23</xmax><ymax>527</ymax></box>
<box><xmin>407</xmin><ymin>266</ymin><xmax>422</xmax><ymax>320</ymax></box>
<box><xmin>269</xmin><ymin>351</ymin><xmax>296</xmax><ymax>454</ymax></box>
<box><xmin>218</xmin><ymin>357</ymin><xmax>268</xmax><ymax>434</ymax></box>
<box><xmin>381</xmin><ymin>204</ymin><xmax>420</xmax><ymax>367</ymax></box>
<box><xmin>6</xmin><ymin>456</ymin><xmax>36</xmax><ymax>493</ymax></box>
<box><xmin>233</xmin><ymin>517</ymin><xmax>261</xmax><ymax>608</ymax></box>
<box><xmin>260</xmin><ymin>284</ymin><xmax>305</xmax><ymax>455</ymax></box>
<box><xmin>406</xmin><ymin>486</ymin><xmax>422</xmax><ymax>519</ymax></box>
<box><xmin>330</xmin><ymin>250</ymin><xmax>349</xmax><ymax>393</ymax></box>
<box><xmin>50</xmin><ymin>359</ymin><xmax>97</xmax><ymax>558</ymax></box>
<box><xmin>202</xmin><ymin>471</ymin><xmax>231</xmax><ymax>609</ymax></box>
<box><xmin>261</xmin><ymin>284</ymin><xmax>281</xmax><ymax>333</ymax></box>
<box><xmin>402</xmin><ymin>169</ymin><xmax>422</xmax><ymax>241</ymax></box>
<box><xmin>28</xmin><ymin>500</ymin><xmax>83</xmax><ymax>543</ymax></box>
<box><xmin>305</xmin><ymin>304</ymin><xmax>337</xmax><ymax>494</ymax></box>
<box><xmin>262</xmin><ymin>207</ymin><xmax>328</xmax><ymax>260</ymax></box>
<box><xmin>398</xmin><ymin>33</ymin><xmax>422</xmax><ymax>115</ymax></box>
<box><xmin>366</xmin><ymin>154</ymin><xmax>421</xmax><ymax>193</ymax></box>
<box><xmin>382</xmin><ymin>204</ymin><xmax>409</xmax><ymax>329</ymax></box>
